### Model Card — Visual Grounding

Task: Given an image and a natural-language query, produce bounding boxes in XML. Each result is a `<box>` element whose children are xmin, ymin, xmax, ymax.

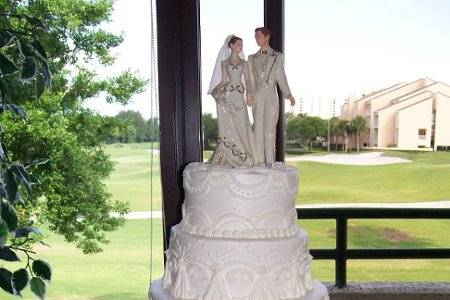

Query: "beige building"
<box><xmin>341</xmin><ymin>78</ymin><xmax>450</xmax><ymax>150</ymax></box>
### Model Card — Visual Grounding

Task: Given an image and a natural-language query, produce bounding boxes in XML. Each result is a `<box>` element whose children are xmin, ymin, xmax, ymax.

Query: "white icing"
<box><xmin>151</xmin><ymin>278</ymin><xmax>330</xmax><ymax>300</ymax></box>
<box><xmin>182</xmin><ymin>162</ymin><xmax>299</xmax><ymax>238</ymax></box>
<box><xmin>183</xmin><ymin>162</ymin><xmax>298</xmax><ymax>199</ymax></box>
<box><xmin>162</xmin><ymin>225</ymin><xmax>315</xmax><ymax>300</ymax></box>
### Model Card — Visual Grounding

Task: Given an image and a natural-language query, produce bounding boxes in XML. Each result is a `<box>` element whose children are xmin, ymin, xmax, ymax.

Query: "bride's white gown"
<box><xmin>209</xmin><ymin>58</ymin><xmax>256</xmax><ymax>167</ymax></box>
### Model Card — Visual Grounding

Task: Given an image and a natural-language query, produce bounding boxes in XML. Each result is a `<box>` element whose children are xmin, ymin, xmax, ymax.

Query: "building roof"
<box><xmin>374</xmin><ymin>90</ymin><xmax>434</xmax><ymax>114</ymax></box>
<box><xmin>396</xmin><ymin>97</ymin><xmax>433</xmax><ymax>113</ymax></box>
<box><xmin>350</xmin><ymin>81</ymin><xmax>406</xmax><ymax>104</ymax></box>
<box><xmin>352</xmin><ymin>78</ymin><xmax>436</xmax><ymax>106</ymax></box>
<box><xmin>373</xmin><ymin>79</ymin><xmax>450</xmax><ymax>113</ymax></box>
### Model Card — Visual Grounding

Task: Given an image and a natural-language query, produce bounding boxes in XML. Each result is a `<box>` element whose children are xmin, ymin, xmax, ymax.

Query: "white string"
<box><xmin>149</xmin><ymin>0</ymin><xmax>159</xmax><ymax>286</ymax></box>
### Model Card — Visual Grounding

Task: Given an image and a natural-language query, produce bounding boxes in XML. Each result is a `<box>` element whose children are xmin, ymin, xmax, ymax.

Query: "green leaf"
<box><xmin>5</xmin><ymin>169</ymin><xmax>18</xmax><ymax>203</ymax></box>
<box><xmin>1</xmin><ymin>201</ymin><xmax>18</xmax><ymax>231</ymax></box>
<box><xmin>13</xmin><ymin>226</ymin><xmax>43</xmax><ymax>238</ymax></box>
<box><xmin>32</xmin><ymin>260</ymin><xmax>52</xmax><ymax>282</ymax></box>
<box><xmin>11</xmin><ymin>164</ymin><xmax>32</xmax><ymax>195</ymax></box>
<box><xmin>0</xmin><ymin>54</ymin><xmax>19</xmax><ymax>76</ymax></box>
<box><xmin>42</xmin><ymin>62</ymin><xmax>52</xmax><ymax>86</ymax></box>
<box><xmin>0</xmin><ymin>180</ymin><xmax>6</xmax><ymax>198</ymax></box>
<box><xmin>18</xmin><ymin>40</ymin><xmax>34</xmax><ymax>57</ymax></box>
<box><xmin>27</xmin><ymin>17</ymin><xmax>47</xmax><ymax>31</ymax></box>
<box><xmin>36</xmin><ymin>74</ymin><xmax>45</xmax><ymax>99</ymax></box>
<box><xmin>32</xmin><ymin>40</ymin><xmax>48</xmax><ymax>61</ymax></box>
<box><xmin>3</xmin><ymin>104</ymin><xmax>28</xmax><ymax>120</ymax></box>
<box><xmin>25</xmin><ymin>158</ymin><xmax>50</xmax><ymax>168</ymax></box>
<box><xmin>0</xmin><ymin>268</ymin><xmax>14</xmax><ymax>294</ymax></box>
<box><xmin>21</xmin><ymin>56</ymin><xmax>37</xmax><ymax>80</ymax></box>
<box><xmin>30</xmin><ymin>277</ymin><xmax>46</xmax><ymax>299</ymax></box>
<box><xmin>0</xmin><ymin>219</ymin><xmax>8</xmax><ymax>246</ymax></box>
<box><xmin>0</xmin><ymin>142</ymin><xmax>5</xmax><ymax>161</ymax></box>
<box><xmin>0</xmin><ymin>79</ymin><xmax>7</xmax><ymax>101</ymax></box>
<box><xmin>0</xmin><ymin>30</ymin><xmax>14</xmax><ymax>48</ymax></box>
<box><xmin>0</xmin><ymin>247</ymin><xmax>20</xmax><ymax>262</ymax></box>
<box><xmin>12</xmin><ymin>268</ymin><xmax>29</xmax><ymax>295</ymax></box>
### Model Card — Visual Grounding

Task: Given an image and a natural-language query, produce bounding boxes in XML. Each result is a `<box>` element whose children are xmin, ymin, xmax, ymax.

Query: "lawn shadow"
<box><xmin>90</xmin><ymin>292</ymin><xmax>146</xmax><ymax>300</ymax></box>
<box><xmin>326</xmin><ymin>224</ymin><xmax>435</xmax><ymax>248</ymax></box>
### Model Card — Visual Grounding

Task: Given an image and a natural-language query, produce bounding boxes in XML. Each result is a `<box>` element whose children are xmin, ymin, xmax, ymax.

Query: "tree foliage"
<box><xmin>0</xmin><ymin>0</ymin><xmax>148</xmax><ymax>278</ymax></box>
<box><xmin>0</xmin><ymin>7</ymin><xmax>53</xmax><ymax>298</ymax></box>
<box><xmin>286</xmin><ymin>113</ymin><xmax>327</xmax><ymax>149</ymax></box>
<box><xmin>350</xmin><ymin>115</ymin><xmax>368</xmax><ymax>152</ymax></box>
<box><xmin>202</xmin><ymin>113</ymin><xmax>218</xmax><ymax>150</ymax></box>
<box><xmin>106</xmin><ymin>111</ymin><xmax>159</xmax><ymax>144</ymax></box>
<box><xmin>114</xmin><ymin>110</ymin><xmax>147</xmax><ymax>143</ymax></box>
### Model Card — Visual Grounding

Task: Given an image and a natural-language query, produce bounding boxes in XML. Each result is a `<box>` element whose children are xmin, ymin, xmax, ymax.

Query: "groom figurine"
<box><xmin>248</xmin><ymin>27</ymin><xmax>296</xmax><ymax>164</ymax></box>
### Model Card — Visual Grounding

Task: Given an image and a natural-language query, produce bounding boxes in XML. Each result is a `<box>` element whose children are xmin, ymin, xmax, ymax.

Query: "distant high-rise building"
<box><xmin>330</xmin><ymin>98</ymin><xmax>336</xmax><ymax>117</ymax></box>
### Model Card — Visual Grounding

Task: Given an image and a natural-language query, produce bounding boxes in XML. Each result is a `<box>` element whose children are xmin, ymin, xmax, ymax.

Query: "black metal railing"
<box><xmin>297</xmin><ymin>207</ymin><xmax>450</xmax><ymax>288</ymax></box>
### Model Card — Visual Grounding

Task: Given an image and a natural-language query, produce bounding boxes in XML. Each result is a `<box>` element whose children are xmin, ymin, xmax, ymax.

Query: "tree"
<box><xmin>146</xmin><ymin>117</ymin><xmax>159</xmax><ymax>142</ymax></box>
<box><xmin>202</xmin><ymin>113</ymin><xmax>218</xmax><ymax>150</ymax></box>
<box><xmin>286</xmin><ymin>114</ymin><xmax>327</xmax><ymax>150</ymax></box>
<box><xmin>350</xmin><ymin>115</ymin><xmax>368</xmax><ymax>152</ymax></box>
<box><xmin>329</xmin><ymin>116</ymin><xmax>340</xmax><ymax>151</ymax></box>
<box><xmin>115</xmin><ymin>110</ymin><xmax>147</xmax><ymax>143</ymax></box>
<box><xmin>0</xmin><ymin>0</ymin><xmax>148</xmax><ymax>265</ymax></box>
<box><xmin>0</xmin><ymin>10</ymin><xmax>54</xmax><ymax>298</ymax></box>
<box><xmin>338</xmin><ymin>119</ymin><xmax>351</xmax><ymax>152</ymax></box>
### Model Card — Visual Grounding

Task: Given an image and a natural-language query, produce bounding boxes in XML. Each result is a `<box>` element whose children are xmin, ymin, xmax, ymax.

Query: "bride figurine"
<box><xmin>207</xmin><ymin>35</ymin><xmax>257</xmax><ymax>167</ymax></box>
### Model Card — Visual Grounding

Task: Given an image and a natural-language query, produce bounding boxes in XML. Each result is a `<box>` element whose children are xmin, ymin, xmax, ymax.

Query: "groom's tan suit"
<box><xmin>248</xmin><ymin>47</ymin><xmax>292</xmax><ymax>163</ymax></box>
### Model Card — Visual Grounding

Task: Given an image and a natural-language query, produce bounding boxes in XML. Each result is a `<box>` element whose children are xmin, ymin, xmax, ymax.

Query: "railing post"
<box><xmin>336</xmin><ymin>217</ymin><xmax>348</xmax><ymax>288</ymax></box>
<box><xmin>264</xmin><ymin>0</ymin><xmax>286</xmax><ymax>162</ymax></box>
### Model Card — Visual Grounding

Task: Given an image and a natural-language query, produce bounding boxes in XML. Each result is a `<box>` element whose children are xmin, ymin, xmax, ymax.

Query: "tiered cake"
<box><xmin>150</xmin><ymin>162</ymin><xmax>329</xmax><ymax>300</ymax></box>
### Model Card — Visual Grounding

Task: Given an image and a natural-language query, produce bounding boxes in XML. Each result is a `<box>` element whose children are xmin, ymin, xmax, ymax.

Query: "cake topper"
<box><xmin>207</xmin><ymin>28</ymin><xmax>295</xmax><ymax>167</ymax></box>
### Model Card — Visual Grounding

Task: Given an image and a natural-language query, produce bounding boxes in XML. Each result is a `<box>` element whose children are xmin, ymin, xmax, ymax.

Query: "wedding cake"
<box><xmin>150</xmin><ymin>162</ymin><xmax>329</xmax><ymax>300</ymax></box>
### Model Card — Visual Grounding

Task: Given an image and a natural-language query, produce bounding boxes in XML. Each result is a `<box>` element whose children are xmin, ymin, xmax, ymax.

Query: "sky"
<box><xmin>84</xmin><ymin>0</ymin><xmax>450</xmax><ymax>120</ymax></box>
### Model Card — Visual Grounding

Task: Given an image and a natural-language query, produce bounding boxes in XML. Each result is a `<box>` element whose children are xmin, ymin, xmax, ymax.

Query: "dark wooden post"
<box><xmin>156</xmin><ymin>0</ymin><xmax>202</xmax><ymax>259</ymax></box>
<box><xmin>336</xmin><ymin>217</ymin><xmax>348</xmax><ymax>288</ymax></box>
<box><xmin>265</xmin><ymin>0</ymin><xmax>285</xmax><ymax>162</ymax></box>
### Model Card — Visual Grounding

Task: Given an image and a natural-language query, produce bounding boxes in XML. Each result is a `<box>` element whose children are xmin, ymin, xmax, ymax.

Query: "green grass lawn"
<box><xmin>292</xmin><ymin>150</ymin><xmax>450</xmax><ymax>204</ymax></box>
<box><xmin>2</xmin><ymin>219</ymin><xmax>164</xmax><ymax>300</ymax></box>
<box><xmin>301</xmin><ymin>218</ymin><xmax>450</xmax><ymax>281</ymax></box>
<box><xmin>105</xmin><ymin>143</ymin><xmax>161</xmax><ymax>211</ymax></box>
<box><xmin>105</xmin><ymin>143</ymin><xmax>212</xmax><ymax>211</ymax></box>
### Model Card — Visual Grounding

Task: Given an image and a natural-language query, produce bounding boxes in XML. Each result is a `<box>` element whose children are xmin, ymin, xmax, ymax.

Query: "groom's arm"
<box><xmin>247</xmin><ymin>55</ymin><xmax>257</xmax><ymax>94</ymax></box>
<box><xmin>275</xmin><ymin>53</ymin><xmax>293</xmax><ymax>100</ymax></box>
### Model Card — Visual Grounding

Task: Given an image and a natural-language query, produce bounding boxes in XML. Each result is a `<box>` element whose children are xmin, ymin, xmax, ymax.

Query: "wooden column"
<box><xmin>156</xmin><ymin>0</ymin><xmax>202</xmax><ymax>258</ymax></box>
<box><xmin>264</xmin><ymin>0</ymin><xmax>285</xmax><ymax>162</ymax></box>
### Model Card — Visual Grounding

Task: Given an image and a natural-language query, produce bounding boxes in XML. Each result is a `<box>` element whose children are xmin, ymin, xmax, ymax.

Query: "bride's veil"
<box><xmin>207</xmin><ymin>34</ymin><xmax>246</xmax><ymax>94</ymax></box>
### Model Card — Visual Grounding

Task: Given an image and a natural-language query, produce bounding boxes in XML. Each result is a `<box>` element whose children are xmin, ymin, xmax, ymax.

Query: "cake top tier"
<box><xmin>183</xmin><ymin>162</ymin><xmax>298</xmax><ymax>199</ymax></box>
<box><xmin>180</xmin><ymin>162</ymin><xmax>300</xmax><ymax>239</ymax></box>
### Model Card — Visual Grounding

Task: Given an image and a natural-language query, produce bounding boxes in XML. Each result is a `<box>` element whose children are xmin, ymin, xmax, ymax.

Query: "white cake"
<box><xmin>150</xmin><ymin>162</ymin><xmax>329</xmax><ymax>300</ymax></box>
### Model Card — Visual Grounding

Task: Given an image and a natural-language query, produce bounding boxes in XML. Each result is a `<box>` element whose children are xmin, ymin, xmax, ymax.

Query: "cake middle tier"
<box><xmin>180</xmin><ymin>162</ymin><xmax>300</xmax><ymax>238</ymax></box>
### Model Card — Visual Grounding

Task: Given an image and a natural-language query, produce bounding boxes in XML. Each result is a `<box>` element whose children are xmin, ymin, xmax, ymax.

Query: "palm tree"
<box><xmin>350</xmin><ymin>115</ymin><xmax>369</xmax><ymax>152</ymax></box>
<box><xmin>329</xmin><ymin>117</ymin><xmax>340</xmax><ymax>151</ymax></box>
<box><xmin>337</xmin><ymin>119</ymin><xmax>351</xmax><ymax>152</ymax></box>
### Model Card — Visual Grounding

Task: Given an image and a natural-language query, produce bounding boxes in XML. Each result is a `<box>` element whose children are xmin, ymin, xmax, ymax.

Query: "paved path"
<box><xmin>146</xmin><ymin>149</ymin><xmax>160</xmax><ymax>154</ymax></box>
<box><xmin>149</xmin><ymin>149</ymin><xmax>410</xmax><ymax>166</ymax></box>
<box><xmin>286</xmin><ymin>151</ymin><xmax>411</xmax><ymax>165</ymax></box>
<box><xmin>123</xmin><ymin>201</ymin><xmax>450</xmax><ymax>219</ymax></box>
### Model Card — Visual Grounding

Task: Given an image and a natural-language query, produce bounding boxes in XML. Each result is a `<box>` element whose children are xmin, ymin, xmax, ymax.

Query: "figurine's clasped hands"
<box><xmin>246</xmin><ymin>93</ymin><xmax>255</xmax><ymax>107</ymax></box>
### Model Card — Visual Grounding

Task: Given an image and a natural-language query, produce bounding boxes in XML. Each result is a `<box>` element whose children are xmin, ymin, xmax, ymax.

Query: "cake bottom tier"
<box><xmin>150</xmin><ymin>278</ymin><xmax>330</xmax><ymax>300</ymax></box>
<box><xmin>154</xmin><ymin>224</ymin><xmax>329</xmax><ymax>300</ymax></box>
